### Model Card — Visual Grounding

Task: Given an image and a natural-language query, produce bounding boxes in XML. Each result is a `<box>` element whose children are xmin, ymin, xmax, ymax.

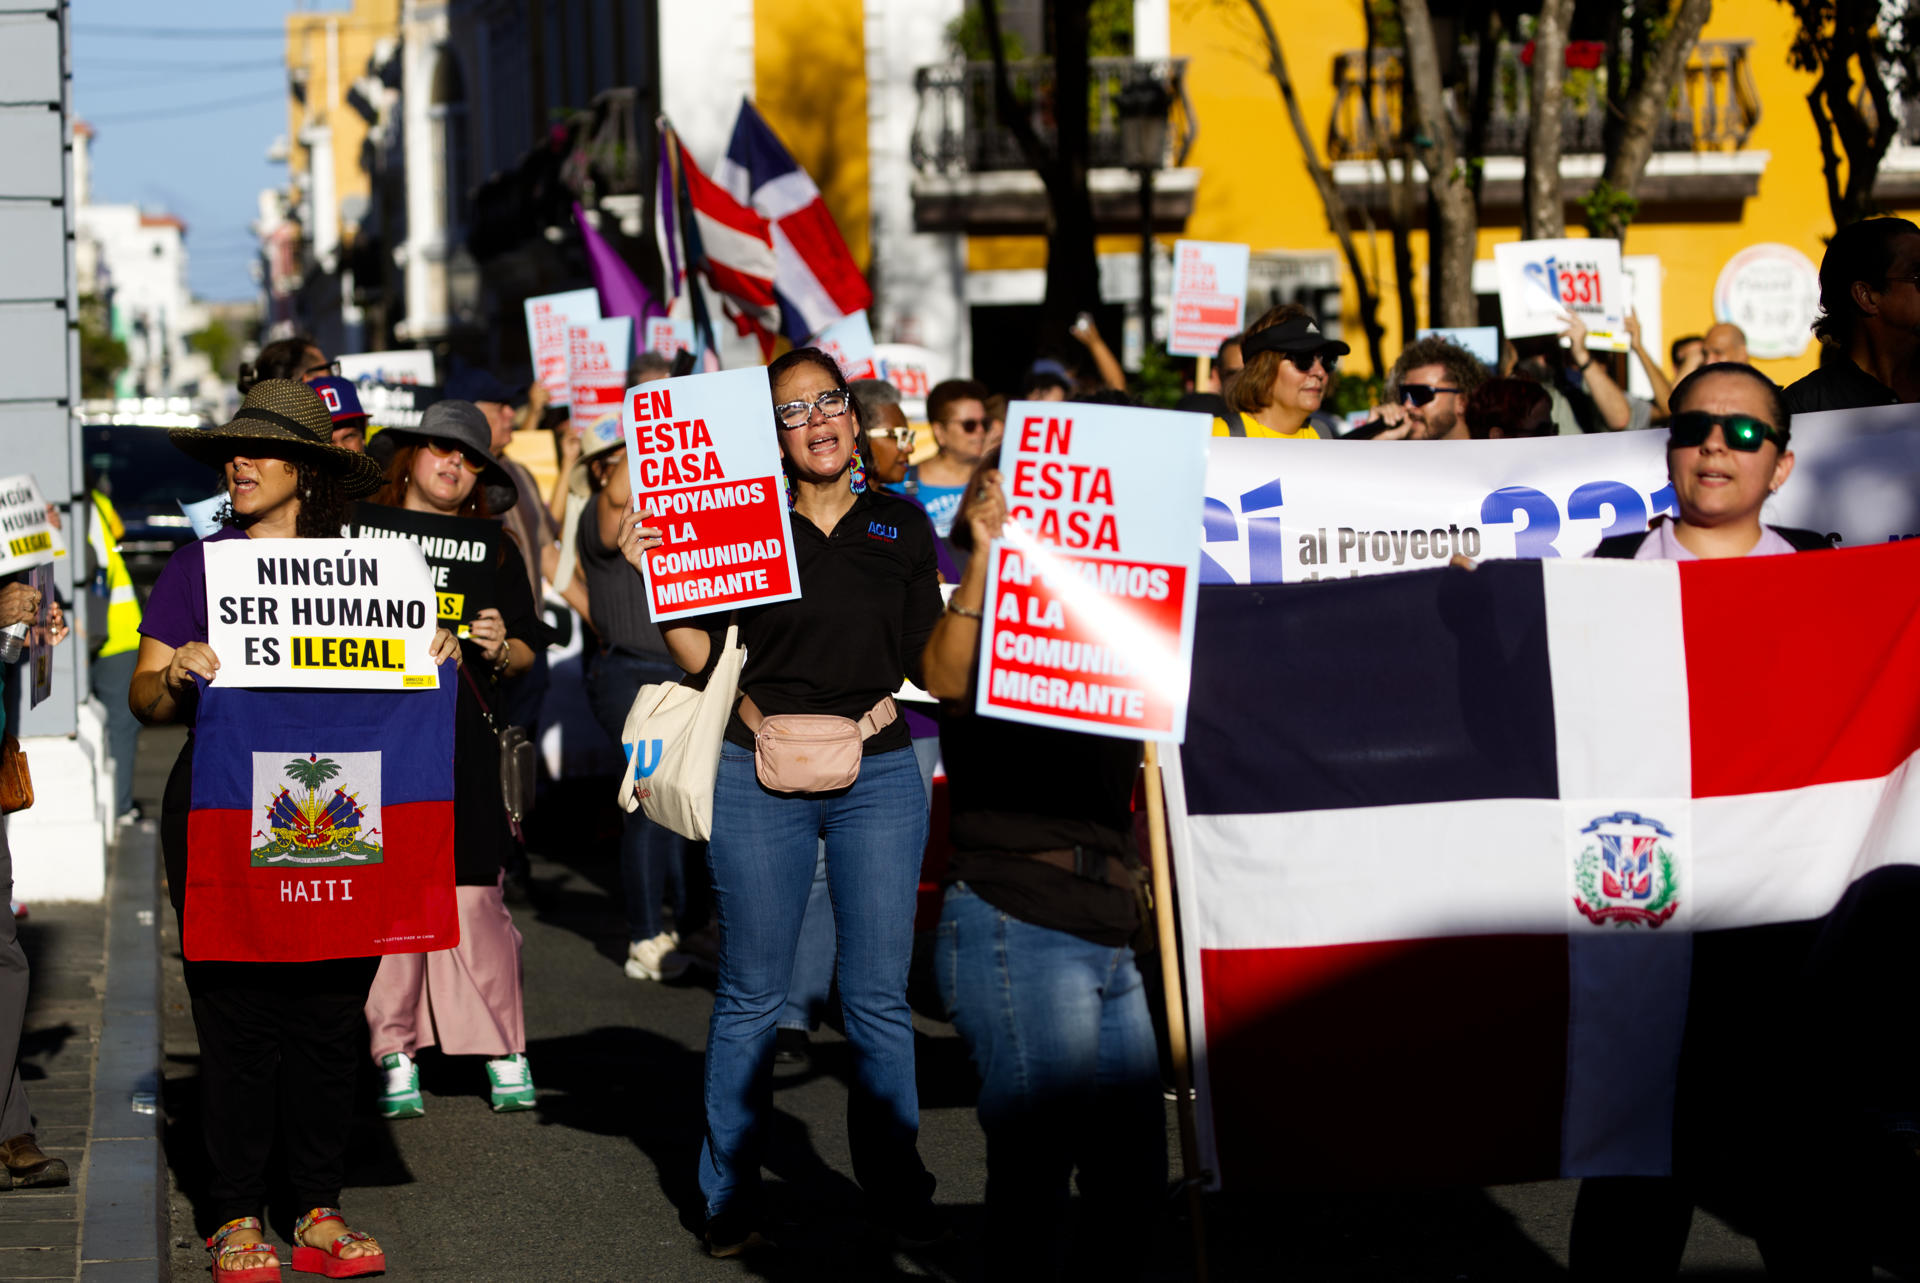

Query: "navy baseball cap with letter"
<box><xmin>309</xmin><ymin>375</ymin><xmax>369</xmax><ymax>425</ymax></box>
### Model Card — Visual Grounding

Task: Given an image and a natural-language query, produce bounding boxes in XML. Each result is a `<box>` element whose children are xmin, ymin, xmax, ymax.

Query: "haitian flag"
<box><xmin>183</xmin><ymin>666</ymin><xmax>459</xmax><ymax>962</ymax></box>
<box><xmin>1166</xmin><ymin>541</ymin><xmax>1920</xmax><ymax>1189</ymax></box>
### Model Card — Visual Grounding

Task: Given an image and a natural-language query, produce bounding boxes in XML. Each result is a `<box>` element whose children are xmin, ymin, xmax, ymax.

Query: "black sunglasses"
<box><xmin>1399</xmin><ymin>383</ymin><xmax>1461</xmax><ymax>407</ymax></box>
<box><xmin>1280</xmin><ymin>350</ymin><xmax>1338</xmax><ymax>374</ymax></box>
<box><xmin>1667</xmin><ymin>411</ymin><xmax>1784</xmax><ymax>452</ymax></box>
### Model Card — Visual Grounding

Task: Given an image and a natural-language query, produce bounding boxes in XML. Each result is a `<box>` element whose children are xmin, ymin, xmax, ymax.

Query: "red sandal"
<box><xmin>291</xmin><ymin>1206</ymin><xmax>386</xmax><ymax>1278</ymax></box>
<box><xmin>207</xmin><ymin>1217</ymin><xmax>281</xmax><ymax>1283</ymax></box>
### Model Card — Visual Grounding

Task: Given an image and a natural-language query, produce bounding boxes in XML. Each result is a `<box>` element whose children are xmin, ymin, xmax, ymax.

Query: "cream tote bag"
<box><xmin>616</xmin><ymin>620</ymin><xmax>744</xmax><ymax>841</ymax></box>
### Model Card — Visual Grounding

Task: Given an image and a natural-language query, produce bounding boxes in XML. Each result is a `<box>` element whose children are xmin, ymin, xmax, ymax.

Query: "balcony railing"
<box><xmin>912</xmin><ymin>57</ymin><xmax>1196</xmax><ymax>175</ymax></box>
<box><xmin>1328</xmin><ymin>39</ymin><xmax>1759</xmax><ymax>161</ymax></box>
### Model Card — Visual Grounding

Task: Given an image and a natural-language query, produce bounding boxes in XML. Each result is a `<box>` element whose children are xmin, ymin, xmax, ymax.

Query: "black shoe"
<box><xmin>888</xmin><ymin>1202</ymin><xmax>953</xmax><ymax>1250</ymax></box>
<box><xmin>501</xmin><ymin>867</ymin><xmax>533</xmax><ymax>905</ymax></box>
<box><xmin>773</xmin><ymin>1027</ymin><xmax>811</xmax><ymax>1070</ymax></box>
<box><xmin>704</xmin><ymin>1209</ymin><xmax>765</xmax><ymax>1259</ymax></box>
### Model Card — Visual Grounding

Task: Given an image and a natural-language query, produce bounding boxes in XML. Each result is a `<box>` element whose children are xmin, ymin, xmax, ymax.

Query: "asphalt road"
<box><xmin>142</xmin><ymin>730</ymin><xmax>1789</xmax><ymax>1282</ymax></box>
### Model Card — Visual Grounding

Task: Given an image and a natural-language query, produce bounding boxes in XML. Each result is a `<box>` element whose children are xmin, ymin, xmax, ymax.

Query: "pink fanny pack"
<box><xmin>738</xmin><ymin>693</ymin><xmax>898</xmax><ymax>794</ymax></box>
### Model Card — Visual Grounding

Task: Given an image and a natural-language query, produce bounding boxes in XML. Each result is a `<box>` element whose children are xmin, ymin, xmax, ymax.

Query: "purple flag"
<box><xmin>573</xmin><ymin>201</ymin><xmax>663</xmax><ymax>345</ymax></box>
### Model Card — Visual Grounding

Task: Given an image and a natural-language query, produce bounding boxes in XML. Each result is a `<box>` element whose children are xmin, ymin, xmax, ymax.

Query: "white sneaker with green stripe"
<box><xmin>486</xmin><ymin>1053</ymin><xmax>535</xmax><ymax>1112</ymax></box>
<box><xmin>379</xmin><ymin>1052</ymin><xmax>424</xmax><ymax>1119</ymax></box>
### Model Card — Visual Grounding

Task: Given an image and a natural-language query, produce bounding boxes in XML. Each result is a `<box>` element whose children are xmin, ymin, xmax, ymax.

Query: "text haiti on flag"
<box><xmin>184</xmin><ymin>670</ymin><xmax>458</xmax><ymax>963</ymax></box>
<box><xmin>1164</xmin><ymin>543</ymin><xmax>1920</xmax><ymax>1189</ymax></box>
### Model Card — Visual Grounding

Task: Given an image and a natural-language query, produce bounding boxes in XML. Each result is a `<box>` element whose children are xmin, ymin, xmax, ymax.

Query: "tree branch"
<box><xmin>1600</xmin><ymin>0</ymin><xmax>1713</xmax><ymax>227</ymax></box>
<box><xmin>1526</xmin><ymin>0</ymin><xmax>1577</xmax><ymax>238</ymax></box>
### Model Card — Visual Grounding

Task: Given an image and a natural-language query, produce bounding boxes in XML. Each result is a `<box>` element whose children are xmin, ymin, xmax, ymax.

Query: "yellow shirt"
<box><xmin>1210</xmin><ymin>412</ymin><xmax>1320</xmax><ymax>440</ymax></box>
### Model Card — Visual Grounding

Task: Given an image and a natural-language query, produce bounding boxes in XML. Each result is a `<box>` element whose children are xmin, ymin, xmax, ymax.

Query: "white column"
<box><xmin>1133</xmin><ymin>0</ymin><xmax>1170</xmax><ymax>58</ymax></box>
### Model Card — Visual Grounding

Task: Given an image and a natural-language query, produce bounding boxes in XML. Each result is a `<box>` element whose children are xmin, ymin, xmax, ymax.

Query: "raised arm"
<box><xmin>922</xmin><ymin>472</ymin><xmax>1006</xmax><ymax>701</ymax></box>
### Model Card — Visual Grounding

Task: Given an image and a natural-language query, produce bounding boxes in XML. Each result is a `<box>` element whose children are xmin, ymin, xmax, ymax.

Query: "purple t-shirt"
<box><xmin>139</xmin><ymin>526</ymin><xmax>249</xmax><ymax>650</ymax></box>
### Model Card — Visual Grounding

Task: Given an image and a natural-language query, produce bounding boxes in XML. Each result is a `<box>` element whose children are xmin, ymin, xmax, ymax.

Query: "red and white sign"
<box><xmin>978</xmin><ymin>401</ymin><xmax>1212</xmax><ymax>742</ymax></box>
<box><xmin>645</xmin><ymin>316</ymin><xmax>694</xmax><ymax>359</ymax></box>
<box><xmin>874</xmin><ymin>343</ymin><xmax>950</xmax><ymax>419</ymax></box>
<box><xmin>809</xmin><ymin>309</ymin><xmax>877</xmax><ymax>380</ymax></box>
<box><xmin>524</xmin><ymin>288</ymin><xmax>601</xmax><ymax>406</ymax></box>
<box><xmin>567</xmin><ymin>317</ymin><xmax>632</xmax><ymax>421</ymax></box>
<box><xmin>623</xmin><ymin>366</ymin><xmax>803</xmax><ymax>621</ymax></box>
<box><xmin>1168</xmin><ymin>240</ymin><xmax>1250</xmax><ymax>359</ymax></box>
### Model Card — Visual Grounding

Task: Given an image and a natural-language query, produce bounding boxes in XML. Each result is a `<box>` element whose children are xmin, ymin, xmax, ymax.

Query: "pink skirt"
<box><xmin>366</xmin><ymin>882</ymin><xmax>525</xmax><ymax>1060</ymax></box>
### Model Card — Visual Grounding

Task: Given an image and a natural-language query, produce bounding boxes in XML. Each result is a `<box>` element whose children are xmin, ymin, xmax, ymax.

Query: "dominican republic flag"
<box><xmin>676</xmin><ymin>135</ymin><xmax>781</xmax><ymax>354</ymax></box>
<box><xmin>714</xmin><ymin>98</ymin><xmax>872</xmax><ymax>345</ymax></box>
<box><xmin>1166</xmin><ymin>542</ymin><xmax>1920</xmax><ymax>1189</ymax></box>
<box><xmin>183</xmin><ymin>671</ymin><xmax>459</xmax><ymax>963</ymax></box>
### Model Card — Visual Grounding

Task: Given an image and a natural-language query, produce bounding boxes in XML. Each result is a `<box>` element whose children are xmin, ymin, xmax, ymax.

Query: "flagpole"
<box><xmin>1196</xmin><ymin>353</ymin><xmax>1212</xmax><ymax>396</ymax></box>
<box><xmin>1143</xmin><ymin>739</ymin><xmax>1209</xmax><ymax>1283</ymax></box>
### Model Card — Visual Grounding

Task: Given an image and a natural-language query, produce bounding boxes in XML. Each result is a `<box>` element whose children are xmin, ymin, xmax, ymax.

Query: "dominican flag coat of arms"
<box><xmin>1166</xmin><ymin>540</ymin><xmax>1920</xmax><ymax>1189</ymax></box>
<box><xmin>183</xmin><ymin>666</ymin><xmax>459</xmax><ymax>962</ymax></box>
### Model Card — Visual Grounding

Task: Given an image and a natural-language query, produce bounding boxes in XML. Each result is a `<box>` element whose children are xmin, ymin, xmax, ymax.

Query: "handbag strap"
<box><xmin>458</xmin><ymin>661</ymin><xmax>499</xmax><ymax>733</ymax></box>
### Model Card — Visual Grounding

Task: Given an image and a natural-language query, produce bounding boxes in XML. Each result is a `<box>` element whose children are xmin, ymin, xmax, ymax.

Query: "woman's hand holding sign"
<box><xmin>166</xmin><ymin>642</ymin><xmax>221</xmax><ymax>694</ymax></box>
<box><xmin>429</xmin><ymin>627</ymin><xmax>461</xmax><ymax>666</ymax></box>
<box><xmin>615</xmin><ymin>505</ymin><xmax>666</xmax><ymax>572</ymax></box>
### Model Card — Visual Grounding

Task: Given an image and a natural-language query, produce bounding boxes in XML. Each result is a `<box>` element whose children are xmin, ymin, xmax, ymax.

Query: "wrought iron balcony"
<box><xmin>1328</xmin><ymin>38</ymin><xmax>1760</xmax><ymax>162</ymax></box>
<box><xmin>911</xmin><ymin>57</ymin><xmax>1196</xmax><ymax>175</ymax></box>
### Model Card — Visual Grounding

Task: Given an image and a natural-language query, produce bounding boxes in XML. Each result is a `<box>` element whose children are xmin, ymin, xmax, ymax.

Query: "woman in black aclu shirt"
<box><xmin>619</xmin><ymin>348</ymin><xmax>944</xmax><ymax>1256</ymax></box>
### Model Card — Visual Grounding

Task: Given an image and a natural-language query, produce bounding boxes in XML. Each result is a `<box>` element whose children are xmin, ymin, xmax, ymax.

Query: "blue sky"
<box><xmin>72</xmin><ymin>0</ymin><xmax>304</xmax><ymax>301</ymax></box>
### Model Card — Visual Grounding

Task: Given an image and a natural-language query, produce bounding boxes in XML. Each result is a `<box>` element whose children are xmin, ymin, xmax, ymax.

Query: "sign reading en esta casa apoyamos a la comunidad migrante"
<box><xmin>204</xmin><ymin>538</ymin><xmax>442</xmax><ymax>689</ymax></box>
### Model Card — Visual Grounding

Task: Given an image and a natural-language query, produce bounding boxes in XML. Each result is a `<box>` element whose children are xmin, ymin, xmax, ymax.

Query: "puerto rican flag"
<box><xmin>713</xmin><ymin>98</ymin><xmax>872</xmax><ymax>345</ymax></box>
<box><xmin>676</xmin><ymin>139</ymin><xmax>781</xmax><ymax>354</ymax></box>
<box><xmin>183</xmin><ymin>673</ymin><xmax>459</xmax><ymax>962</ymax></box>
<box><xmin>1167</xmin><ymin>543</ymin><xmax>1920</xmax><ymax>1188</ymax></box>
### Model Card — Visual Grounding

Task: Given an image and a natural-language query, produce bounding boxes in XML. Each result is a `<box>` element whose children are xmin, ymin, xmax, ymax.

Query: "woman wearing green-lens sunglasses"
<box><xmin>1592</xmin><ymin>363</ymin><xmax>1832</xmax><ymax>560</ymax></box>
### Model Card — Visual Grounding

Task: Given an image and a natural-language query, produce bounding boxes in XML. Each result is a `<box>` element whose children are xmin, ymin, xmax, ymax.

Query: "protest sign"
<box><xmin>645</xmin><ymin>316</ymin><xmax>694</xmax><ymax>359</ymax></box>
<box><xmin>1715</xmin><ymin>243</ymin><xmax>1820</xmax><ymax>361</ymax></box>
<box><xmin>27</xmin><ymin>563</ymin><xmax>53</xmax><ymax>708</ymax></box>
<box><xmin>809</xmin><ymin>309</ymin><xmax>878</xmax><ymax>380</ymax></box>
<box><xmin>353</xmin><ymin>380</ymin><xmax>443</xmax><ymax>433</ymax></box>
<box><xmin>524</xmin><ymin>288</ymin><xmax>602</xmax><ymax>406</ymax></box>
<box><xmin>568</xmin><ymin>317</ymin><xmax>633</xmax><ymax>421</ymax></box>
<box><xmin>0</xmin><ymin>475</ymin><xmax>58</xmax><ymax>576</ymax></box>
<box><xmin>978</xmin><ymin>401</ymin><xmax>1211</xmax><ymax>743</ymax></box>
<box><xmin>345</xmin><ymin>504</ymin><xmax>501</xmax><ymax>636</ymax></box>
<box><xmin>1494</xmin><ymin>237</ymin><xmax>1629</xmax><ymax>352</ymax></box>
<box><xmin>336</xmin><ymin>350</ymin><xmax>436</xmax><ymax>385</ymax></box>
<box><xmin>205</xmin><ymin>538</ymin><xmax>441</xmax><ymax>690</ymax></box>
<box><xmin>623</xmin><ymin>366</ymin><xmax>802</xmax><ymax>621</ymax></box>
<box><xmin>875</xmin><ymin>344</ymin><xmax>950</xmax><ymax>418</ymax></box>
<box><xmin>1168</xmin><ymin>240</ymin><xmax>1250</xmax><ymax>358</ymax></box>
<box><xmin>1418</xmin><ymin>325</ymin><xmax>1500</xmax><ymax>369</ymax></box>
<box><xmin>180</xmin><ymin>492</ymin><xmax>226</xmax><ymax>540</ymax></box>
<box><xmin>1200</xmin><ymin>432</ymin><xmax>1675</xmax><ymax>584</ymax></box>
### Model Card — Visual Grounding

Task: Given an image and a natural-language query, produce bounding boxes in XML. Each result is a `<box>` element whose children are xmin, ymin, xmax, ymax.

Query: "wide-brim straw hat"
<box><xmin>170</xmin><ymin>379</ymin><xmax>385</xmax><ymax>498</ymax></box>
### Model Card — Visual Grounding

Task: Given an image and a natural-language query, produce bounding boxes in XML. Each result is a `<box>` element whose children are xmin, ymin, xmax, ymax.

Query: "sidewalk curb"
<box><xmin>81</xmin><ymin>825</ymin><xmax>166</xmax><ymax>1282</ymax></box>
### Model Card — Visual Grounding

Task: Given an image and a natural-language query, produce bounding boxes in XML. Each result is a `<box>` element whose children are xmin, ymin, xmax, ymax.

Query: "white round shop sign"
<box><xmin>1713</xmin><ymin>243</ymin><xmax>1821</xmax><ymax>360</ymax></box>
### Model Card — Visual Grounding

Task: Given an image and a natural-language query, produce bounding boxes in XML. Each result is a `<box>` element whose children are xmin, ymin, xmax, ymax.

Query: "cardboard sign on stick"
<box><xmin>1168</xmin><ymin>241</ymin><xmax>1250</xmax><ymax>359</ymax></box>
<box><xmin>978</xmin><ymin>401</ymin><xmax>1212</xmax><ymax>742</ymax></box>
<box><xmin>205</xmin><ymin>538</ymin><xmax>442</xmax><ymax>690</ymax></box>
<box><xmin>623</xmin><ymin>366</ymin><xmax>803</xmax><ymax>621</ymax></box>
<box><xmin>524</xmin><ymin>288</ymin><xmax>602</xmax><ymax>406</ymax></box>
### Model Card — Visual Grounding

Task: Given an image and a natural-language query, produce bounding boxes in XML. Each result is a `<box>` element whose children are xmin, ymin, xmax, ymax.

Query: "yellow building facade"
<box><xmin>283</xmin><ymin>0</ymin><xmax>401</xmax><ymax>270</ymax></box>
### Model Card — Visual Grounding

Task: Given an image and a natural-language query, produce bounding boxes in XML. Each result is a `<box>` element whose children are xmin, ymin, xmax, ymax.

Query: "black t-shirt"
<box><xmin>453</xmin><ymin>536</ymin><xmax>541</xmax><ymax>883</ymax></box>
<box><xmin>703</xmin><ymin>489</ymin><xmax>941</xmax><ymax>757</ymax></box>
<box><xmin>1782</xmin><ymin>357</ymin><xmax>1899</xmax><ymax>416</ymax></box>
<box><xmin>940</xmin><ymin>710</ymin><xmax>1143</xmax><ymax>947</ymax></box>
<box><xmin>577</xmin><ymin>500</ymin><xmax>670</xmax><ymax>658</ymax></box>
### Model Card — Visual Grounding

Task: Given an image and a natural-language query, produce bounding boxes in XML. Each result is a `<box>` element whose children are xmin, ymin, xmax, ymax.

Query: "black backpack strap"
<box><xmin>1772</xmin><ymin>525</ymin><xmax>1840</xmax><ymax>552</ymax></box>
<box><xmin>1592</xmin><ymin>531</ymin><xmax>1649</xmax><ymax>559</ymax></box>
<box><xmin>1226</xmin><ymin>414</ymin><xmax>1247</xmax><ymax>438</ymax></box>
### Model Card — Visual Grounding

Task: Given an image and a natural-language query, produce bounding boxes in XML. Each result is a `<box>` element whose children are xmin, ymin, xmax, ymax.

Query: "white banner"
<box><xmin>205</xmin><ymin>538</ymin><xmax>441</xmax><ymax>690</ymax></box>
<box><xmin>1772</xmin><ymin>404</ymin><xmax>1920</xmax><ymax>544</ymax></box>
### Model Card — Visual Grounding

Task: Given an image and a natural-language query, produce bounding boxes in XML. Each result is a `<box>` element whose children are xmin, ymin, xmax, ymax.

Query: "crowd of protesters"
<box><xmin>4</xmin><ymin>215</ymin><xmax>1919</xmax><ymax>1283</ymax></box>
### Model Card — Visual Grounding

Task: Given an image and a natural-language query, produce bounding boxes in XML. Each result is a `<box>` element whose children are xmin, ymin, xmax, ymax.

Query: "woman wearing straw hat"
<box><xmin>130</xmin><ymin>380</ymin><xmax>460</xmax><ymax>1282</ymax></box>
<box><xmin>358</xmin><ymin>401</ymin><xmax>543</xmax><ymax>1119</ymax></box>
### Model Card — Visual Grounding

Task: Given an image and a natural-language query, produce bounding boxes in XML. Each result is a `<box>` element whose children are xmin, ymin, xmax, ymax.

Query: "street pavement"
<box><xmin>139</xmin><ymin>729</ymin><xmax>1787</xmax><ymax>1281</ymax></box>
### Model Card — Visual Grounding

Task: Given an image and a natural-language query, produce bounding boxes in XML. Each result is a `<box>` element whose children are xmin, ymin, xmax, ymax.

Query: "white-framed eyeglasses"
<box><xmin>774</xmin><ymin>389</ymin><xmax>852</xmax><ymax>429</ymax></box>
<box><xmin>869</xmin><ymin>426</ymin><xmax>917</xmax><ymax>449</ymax></box>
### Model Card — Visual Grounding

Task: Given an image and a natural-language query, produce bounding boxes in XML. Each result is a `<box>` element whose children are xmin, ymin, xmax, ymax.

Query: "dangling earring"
<box><xmin>849</xmin><ymin>450</ymin><xmax>868</xmax><ymax>495</ymax></box>
<box><xmin>782</xmin><ymin>471</ymin><xmax>794</xmax><ymax>508</ymax></box>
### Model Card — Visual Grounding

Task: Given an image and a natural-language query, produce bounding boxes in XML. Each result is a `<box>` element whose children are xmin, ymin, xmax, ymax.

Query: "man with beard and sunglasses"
<box><xmin>1213</xmin><ymin>305</ymin><xmax>1349</xmax><ymax>439</ymax></box>
<box><xmin>1352</xmin><ymin>335</ymin><xmax>1487</xmax><ymax>439</ymax></box>
<box><xmin>903</xmin><ymin>378</ymin><xmax>992</xmax><ymax>537</ymax></box>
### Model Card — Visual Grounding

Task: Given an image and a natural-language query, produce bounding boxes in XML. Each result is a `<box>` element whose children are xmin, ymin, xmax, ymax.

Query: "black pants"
<box><xmin>164</xmin><ymin>737</ymin><xmax>381</xmax><ymax>1228</ymax></box>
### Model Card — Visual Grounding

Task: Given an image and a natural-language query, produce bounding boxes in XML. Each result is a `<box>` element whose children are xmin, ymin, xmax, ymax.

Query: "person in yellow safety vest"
<box><xmin>87</xmin><ymin>490</ymin><xmax>143</xmax><ymax>823</ymax></box>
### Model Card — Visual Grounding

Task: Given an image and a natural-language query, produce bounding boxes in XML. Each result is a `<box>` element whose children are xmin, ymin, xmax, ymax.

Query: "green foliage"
<box><xmin>1132</xmin><ymin>344</ymin><xmax>1186</xmax><ymax>408</ymax></box>
<box><xmin>1329</xmin><ymin>371</ymin><xmax>1383</xmax><ymax>417</ymax></box>
<box><xmin>284</xmin><ymin>756</ymin><xmax>343</xmax><ymax>792</ymax></box>
<box><xmin>1369</xmin><ymin>0</ymin><xmax>1405</xmax><ymax>47</ymax></box>
<box><xmin>78</xmin><ymin>294</ymin><xmax>126</xmax><ymax>400</ymax></box>
<box><xmin>946</xmin><ymin>3</ymin><xmax>1026</xmax><ymax>60</ymax></box>
<box><xmin>189</xmin><ymin>317</ymin><xmax>238</xmax><ymax>380</ymax></box>
<box><xmin>1580</xmin><ymin>177</ymin><xmax>1640</xmax><ymax>239</ymax></box>
<box><xmin>1089</xmin><ymin>0</ymin><xmax>1134</xmax><ymax>58</ymax></box>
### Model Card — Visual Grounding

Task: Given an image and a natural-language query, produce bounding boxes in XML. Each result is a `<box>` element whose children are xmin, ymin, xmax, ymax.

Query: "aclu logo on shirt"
<box><xmin>867</xmin><ymin>521</ymin><xmax>899</xmax><ymax>542</ymax></box>
<box><xmin>250</xmin><ymin>751</ymin><xmax>384</xmax><ymax>867</ymax></box>
<box><xmin>1569</xmin><ymin>809</ymin><xmax>1680</xmax><ymax>929</ymax></box>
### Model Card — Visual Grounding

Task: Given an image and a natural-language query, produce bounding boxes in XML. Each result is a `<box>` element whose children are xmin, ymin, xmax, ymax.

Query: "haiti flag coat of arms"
<box><xmin>183</xmin><ymin>666</ymin><xmax>458</xmax><ymax>962</ymax></box>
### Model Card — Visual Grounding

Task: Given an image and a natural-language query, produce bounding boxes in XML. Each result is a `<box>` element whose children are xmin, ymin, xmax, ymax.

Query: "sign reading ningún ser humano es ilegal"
<box><xmin>977</xmin><ymin>400</ymin><xmax>1212</xmax><ymax>743</ymax></box>
<box><xmin>0</xmin><ymin>474</ymin><xmax>62</xmax><ymax>576</ymax></box>
<box><xmin>204</xmin><ymin>537</ymin><xmax>443</xmax><ymax>690</ymax></box>
<box><xmin>622</xmin><ymin>365</ymin><xmax>803</xmax><ymax>622</ymax></box>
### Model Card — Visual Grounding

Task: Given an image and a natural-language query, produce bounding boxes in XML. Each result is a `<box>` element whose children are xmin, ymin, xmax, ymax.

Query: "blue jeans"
<box><xmin>778</xmin><ymin>733</ymin><xmax>940</xmax><ymax>1034</ymax></box>
<box><xmin>700</xmin><ymin>744</ymin><xmax>934</xmax><ymax>1221</ymax></box>
<box><xmin>936</xmin><ymin>882</ymin><xmax>1165</xmax><ymax>1281</ymax></box>
<box><xmin>586</xmin><ymin>650</ymin><xmax>692</xmax><ymax>943</ymax></box>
